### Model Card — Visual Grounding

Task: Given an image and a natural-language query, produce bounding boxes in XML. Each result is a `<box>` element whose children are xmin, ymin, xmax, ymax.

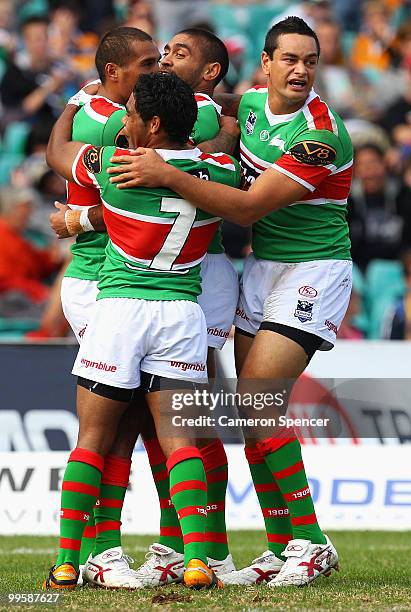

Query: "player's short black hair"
<box><xmin>95</xmin><ymin>27</ymin><xmax>153</xmax><ymax>83</ymax></box>
<box><xmin>264</xmin><ymin>16</ymin><xmax>320</xmax><ymax>59</ymax></box>
<box><xmin>134</xmin><ymin>72</ymin><xmax>197</xmax><ymax>145</ymax></box>
<box><xmin>177</xmin><ymin>28</ymin><xmax>229</xmax><ymax>84</ymax></box>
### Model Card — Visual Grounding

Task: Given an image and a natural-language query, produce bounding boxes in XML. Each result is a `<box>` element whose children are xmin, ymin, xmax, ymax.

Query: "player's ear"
<box><xmin>261</xmin><ymin>51</ymin><xmax>271</xmax><ymax>76</ymax></box>
<box><xmin>204</xmin><ymin>62</ymin><xmax>221</xmax><ymax>83</ymax></box>
<box><xmin>105</xmin><ymin>62</ymin><xmax>119</xmax><ymax>82</ymax></box>
<box><xmin>150</xmin><ymin>115</ymin><xmax>161</xmax><ymax>134</ymax></box>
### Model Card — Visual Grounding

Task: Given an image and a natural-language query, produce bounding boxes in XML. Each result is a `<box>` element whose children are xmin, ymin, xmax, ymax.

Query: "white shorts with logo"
<box><xmin>233</xmin><ymin>254</ymin><xmax>352</xmax><ymax>350</ymax></box>
<box><xmin>198</xmin><ymin>253</ymin><xmax>239</xmax><ymax>349</ymax></box>
<box><xmin>61</xmin><ymin>277</ymin><xmax>99</xmax><ymax>343</ymax></box>
<box><xmin>72</xmin><ymin>298</ymin><xmax>208</xmax><ymax>388</ymax></box>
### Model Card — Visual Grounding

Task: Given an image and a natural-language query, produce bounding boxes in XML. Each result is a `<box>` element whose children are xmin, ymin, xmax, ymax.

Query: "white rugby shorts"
<box><xmin>233</xmin><ymin>254</ymin><xmax>352</xmax><ymax>350</ymax></box>
<box><xmin>61</xmin><ymin>277</ymin><xmax>99</xmax><ymax>343</ymax></box>
<box><xmin>198</xmin><ymin>253</ymin><xmax>239</xmax><ymax>349</ymax></box>
<box><xmin>72</xmin><ymin>297</ymin><xmax>208</xmax><ymax>388</ymax></box>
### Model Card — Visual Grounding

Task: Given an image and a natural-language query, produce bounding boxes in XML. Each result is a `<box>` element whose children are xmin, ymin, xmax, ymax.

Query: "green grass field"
<box><xmin>0</xmin><ymin>531</ymin><xmax>410</xmax><ymax>611</ymax></box>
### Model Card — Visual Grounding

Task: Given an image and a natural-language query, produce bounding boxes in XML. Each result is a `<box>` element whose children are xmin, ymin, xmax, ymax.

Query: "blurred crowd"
<box><xmin>1</xmin><ymin>0</ymin><xmax>411</xmax><ymax>340</ymax></box>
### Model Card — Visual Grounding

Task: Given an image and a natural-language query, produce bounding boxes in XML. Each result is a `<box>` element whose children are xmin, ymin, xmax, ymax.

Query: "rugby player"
<box><xmin>106</xmin><ymin>17</ymin><xmax>353</xmax><ymax>587</ymax></box>
<box><xmin>43</xmin><ymin>71</ymin><xmax>241</xmax><ymax>591</ymax></box>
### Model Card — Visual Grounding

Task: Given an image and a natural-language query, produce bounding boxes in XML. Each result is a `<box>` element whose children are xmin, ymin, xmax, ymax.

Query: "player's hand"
<box><xmin>107</xmin><ymin>148</ymin><xmax>167</xmax><ymax>189</ymax></box>
<box><xmin>67</xmin><ymin>79</ymin><xmax>101</xmax><ymax>106</ymax></box>
<box><xmin>50</xmin><ymin>201</ymin><xmax>71</xmax><ymax>239</ymax></box>
<box><xmin>220</xmin><ymin>115</ymin><xmax>240</xmax><ymax>137</ymax></box>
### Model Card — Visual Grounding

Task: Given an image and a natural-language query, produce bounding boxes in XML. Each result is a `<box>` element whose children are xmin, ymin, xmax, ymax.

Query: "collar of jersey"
<box><xmin>88</xmin><ymin>94</ymin><xmax>125</xmax><ymax>109</ymax></box>
<box><xmin>264</xmin><ymin>88</ymin><xmax>317</xmax><ymax>126</ymax></box>
<box><xmin>156</xmin><ymin>147</ymin><xmax>202</xmax><ymax>161</ymax></box>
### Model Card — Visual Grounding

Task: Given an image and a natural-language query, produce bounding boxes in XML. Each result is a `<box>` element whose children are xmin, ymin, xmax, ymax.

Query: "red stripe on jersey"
<box><xmin>98</xmin><ymin>498</ymin><xmax>123</xmax><ymax>508</ymax></box>
<box><xmin>60</xmin><ymin>508</ymin><xmax>90</xmax><ymax>522</ymax></box>
<box><xmin>62</xmin><ymin>481</ymin><xmax>100</xmax><ymax>497</ymax></box>
<box><xmin>73</xmin><ymin>145</ymin><xmax>96</xmax><ymax>187</ymax></box>
<box><xmin>308</xmin><ymin>96</ymin><xmax>333</xmax><ymax>132</ymax></box>
<box><xmin>199</xmin><ymin>152</ymin><xmax>234</xmax><ymax>167</ymax></box>
<box><xmin>60</xmin><ymin>537</ymin><xmax>81</xmax><ymax>551</ymax></box>
<box><xmin>170</xmin><ymin>480</ymin><xmax>207</xmax><ymax>497</ymax></box>
<box><xmin>273</xmin><ymin>461</ymin><xmax>304</xmax><ymax>480</ymax></box>
<box><xmin>195</xmin><ymin>93</ymin><xmax>211</xmax><ymax>103</ymax></box>
<box><xmin>90</xmin><ymin>97</ymin><xmax>123</xmax><ymax>118</ymax></box>
<box><xmin>240</xmin><ymin>145</ymin><xmax>266</xmax><ymax>172</ymax></box>
<box><xmin>267</xmin><ymin>533</ymin><xmax>292</xmax><ymax>544</ymax></box>
<box><xmin>254</xmin><ymin>482</ymin><xmax>280</xmax><ymax>493</ymax></box>
<box><xmin>178</xmin><ymin>505</ymin><xmax>207</xmax><ymax>520</ymax></box>
<box><xmin>183</xmin><ymin>532</ymin><xmax>205</xmax><ymax>544</ymax></box>
<box><xmin>275</xmin><ymin>154</ymin><xmax>331</xmax><ymax>189</ymax></box>
<box><xmin>302</xmin><ymin>165</ymin><xmax>353</xmax><ymax>201</ymax></box>
<box><xmin>103</xmin><ymin>207</ymin><xmax>218</xmax><ymax>266</ymax></box>
<box><xmin>291</xmin><ymin>512</ymin><xmax>318</xmax><ymax>526</ymax></box>
<box><xmin>160</xmin><ymin>526</ymin><xmax>182</xmax><ymax>537</ymax></box>
<box><xmin>206</xmin><ymin>532</ymin><xmax>228</xmax><ymax>543</ymax></box>
<box><xmin>249</xmin><ymin>85</ymin><xmax>267</xmax><ymax>91</ymax></box>
<box><xmin>67</xmin><ymin>181</ymin><xmax>100</xmax><ymax>207</ymax></box>
<box><xmin>83</xmin><ymin>526</ymin><xmax>96</xmax><ymax>538</ymax></box>
<box><xmin>96</xmin><ymin>520</ymin><xmax>121</xmax><ymax>534</ymax></box>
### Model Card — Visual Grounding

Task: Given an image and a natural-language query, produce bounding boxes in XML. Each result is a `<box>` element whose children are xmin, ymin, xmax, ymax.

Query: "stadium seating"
<box><xmin>364</xmin><ymin>259</ymin><xmax>405</xmax><ymax>339</ymax></box>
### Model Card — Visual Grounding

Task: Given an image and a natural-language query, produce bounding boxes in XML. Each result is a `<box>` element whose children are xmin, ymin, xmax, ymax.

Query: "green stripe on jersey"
<box><xmin>238</xmin><ymin>88</ymin><xmax>353</xmax><ymax>262</ymax></box>
<box><xmin>89</xmin><ymin>147</ymin><xmax>240</xmax><ymax>301</ymax></box>
<box><xmin>65</xmin><ymin>100</ymin><xmax>125</xmax><ymax>281</ymax></box>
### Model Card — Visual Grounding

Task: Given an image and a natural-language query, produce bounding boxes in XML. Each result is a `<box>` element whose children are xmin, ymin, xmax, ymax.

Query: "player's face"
<box><xmin>262</xmin><ymin>33</ymin><xmax>318</xmax><ymax>111</ymax></box>
<box><xmin>122</xmin><ymin>94</ymin><xmax>151</xmax><ymax>149</ymax></box>
<box><xmin>160</xmin><ymin>34</ymin><xmax>205</xmax><ymax>90</ymax></box>
<box><xmin>117</xmin><ymin>40</ymin><xmax>160</xmax><ymax>101</ymax></box>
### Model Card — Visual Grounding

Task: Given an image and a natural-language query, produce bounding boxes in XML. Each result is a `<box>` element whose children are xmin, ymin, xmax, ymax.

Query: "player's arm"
<box><xmin>197</xmin><ymin>116</ymin><xmax>239</xmax><ymax>154</ymax></box>
<box><xmin>213</xmin><ymin>93</ymin><xmax>242</xmax><ymax>118</ymax></box>
<box><xmin>46</xmin><ymin>104</ymin><xmax>87</xmax><ymax>182</ymax></box>
<box><xmin>107</xmin><ymin>148</ymin><xmax>310</xmax><ymax>226</ymax></box>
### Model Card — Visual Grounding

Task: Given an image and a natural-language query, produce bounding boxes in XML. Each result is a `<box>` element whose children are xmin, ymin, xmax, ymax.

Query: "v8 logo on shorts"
<box><xmin>294</xmin><ymin>300</ymin><xmax>314</xmax><ymax>323</ymax></box>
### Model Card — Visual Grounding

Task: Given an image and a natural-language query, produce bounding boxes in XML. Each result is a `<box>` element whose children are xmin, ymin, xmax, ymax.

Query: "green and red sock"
<box><xmin>144</xmin><ymin>438</ymin><xmax>183</xmax><ymax>553</ymax></box>
<box><xmin>200</xmin><ymin>439</ymin><xmax>229</xmax><ymax>561</ymax></box>
<box><xmin>56</xmin><ymin>447</ymin><xmax>104</xmax><ymax>569</ymax></box>
<box><xmin>167</xmin><ymin>447</ymin><xmax>208</xmax><ymax>567</ymax></box>
<box><xmin>79</xmin><ymin>514</ymin><xmax>96</xmax><ymax>565</ymax></box>
<box><xmin>245</xmin><ymin>445</ymin><xmax>292</xmax><ymax>560</ymax></box>
<box><xmin>258</xmin><ymin>436</ymin><xmax>326</xmax><ymax>544</ymax></box>
<box><xmin>93</xmin><ymin>454</ymin><xmax>131</xmax><ymax>557</ymax></box>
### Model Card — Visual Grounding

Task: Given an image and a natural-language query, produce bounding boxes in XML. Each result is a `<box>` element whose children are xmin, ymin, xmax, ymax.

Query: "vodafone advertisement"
<box><xmin>0</xmin><ymin>340</ymin><xmax>411</xmax><ymax>533</ymax></box>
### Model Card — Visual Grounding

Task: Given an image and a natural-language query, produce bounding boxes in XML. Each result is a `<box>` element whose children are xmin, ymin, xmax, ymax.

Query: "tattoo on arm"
<box><xmin>198</xmin><ymin>130</ymin><xmax>239</xmax><ymax>154</ymax></box>
<box><xmin>213</xmin><ymin>93</ymin><xmax>242</xmax><ymax>118</ymax></box>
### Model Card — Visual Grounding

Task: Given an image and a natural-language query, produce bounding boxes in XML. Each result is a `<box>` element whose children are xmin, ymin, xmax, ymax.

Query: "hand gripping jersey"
<box><xmin>192</xmin><ymin>93</ymin><xmax>224</xmax><ymax>255</ymax></box>
<box><xmin>71</xmin><ymin>146</ymin><xmax>240</xmax><ymax>301</ymax></box>
<box><xmin>239</xmin><ymin>87</ymin><xmax>353</xmax><ymax>262</ymax></box>
<box><xmin>65</xmin><ymin>96</ymin><xmax>126</xmax><ymax>281</ymax></box>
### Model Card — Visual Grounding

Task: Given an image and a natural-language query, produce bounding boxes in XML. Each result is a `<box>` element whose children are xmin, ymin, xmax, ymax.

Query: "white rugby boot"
<box><xmin>83</xmin><ymin>546</ymin><xmax>143</xmax><ymax>589</ymax></box>
<box><xmin>132</xmin><ymin>543</ymin><xmax>184</xmax><ymax>586</ymax></box>
<box><xmin>208</xmin><ymin>553</ymin><xmax>236</xmax><ymax>576</ymax></box>
<box><xmin>219</xmin><ymin>550</ymin><xmax>284</xmax><ymax>585</ymax></box>
<box><xmin>269</xmin><ymin>536</ymin><xmax>339</xmax><ymax>587</ymax></box>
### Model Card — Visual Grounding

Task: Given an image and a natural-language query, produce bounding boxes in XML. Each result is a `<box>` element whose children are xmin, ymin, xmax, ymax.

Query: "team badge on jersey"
<box><xmin>294</xmin><ymin>300</ymin><xmax>314</xmax><ymax>323</ymax></box>
<box><xmin>245</xmin><ymin>111</ymin><xmax>257</xmax><ymax>135</ymax></box>
<box><xmin>289</xmin><ymin>141</ymin><xmax>336</xmax><ymax>166</ymax></box>
<box><xmin>83</xmin><ymin>146</ymin><xmax>103</xmax><ymax>174</ymax></box>
<box><xmin>260</xmin><ymin>129</ymin><xmax>269</xmax><ymax>141</ymax></box>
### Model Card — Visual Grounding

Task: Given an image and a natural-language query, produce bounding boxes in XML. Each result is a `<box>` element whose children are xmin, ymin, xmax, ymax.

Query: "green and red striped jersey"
<box><xmin>239</xmin><ymin>87</ymin><xmax>353</xmax><ymax>262</ymax></box>
<box><xmin>71</xmin><ymin>146</ymin><xmax>240</xmax><ymax>301</ymax></box>
<box><xmin>65</xmin><ymin>96</ymin><xmax>126</xmax><ymax>281</ymax></box>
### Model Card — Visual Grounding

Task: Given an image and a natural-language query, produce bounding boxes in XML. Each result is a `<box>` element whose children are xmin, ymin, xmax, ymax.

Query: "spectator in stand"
<box><xmin>0</xmin><ymin>186</ymin><xmax>62</xmax><ymax>311</ymax></box>
<box><xmin>348</xmin><ymin>143</ymin><xmax>411</xmax><ymax>270</ymax></box>
<box><xmin>0</xmin><ymin>16</ymin><xmax>73</xmax><ymax>130</ymax></box>
<box><xmin>314</xmin><ymin>19</ymin><xmax>359</xmax><ymax>118</ymax></box>
<box><xmin>152</xmin><ymin>0</ymin><xmax>209</xmax><ymax>44</ymax></box>
<box><xmin>122</xmin><ymin>0</ymin><xmax>156</xmax><ymax>38</ymax></box>
<box><xmin>0</xmin><ymin>0</ymin><xmax>16</xmax><ymax>61</ymax></box>
<box><xmin>48</xmin><ymin>0</ymin><xmax>99</xmax><ymax>82</ymax></box>
<box><xmin>383</xmin><ymin>248</ymin><xmax>411</xmax><ymax>339</ymax></box>
<box><xmin>338</xmin><ymin>288</ymin><xmax>365</xmax><ymax>339</ymax></box>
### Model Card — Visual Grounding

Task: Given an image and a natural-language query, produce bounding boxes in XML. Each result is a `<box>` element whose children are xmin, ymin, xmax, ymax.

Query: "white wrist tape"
<box><xmin>79</xmin><ymin>209</ymin><xmax>95</xmax><ymax>232</ymax></box>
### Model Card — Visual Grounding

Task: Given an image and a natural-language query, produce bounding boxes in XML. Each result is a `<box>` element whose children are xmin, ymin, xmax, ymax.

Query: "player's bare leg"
<box><xmin>145</xmin><ymin>389</ymin><xmax>223</xmax><ymax>589</ymax></box>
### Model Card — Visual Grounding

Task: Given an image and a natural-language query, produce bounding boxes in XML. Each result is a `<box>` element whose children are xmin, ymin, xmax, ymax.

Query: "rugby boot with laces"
<box><xmin>132</xmin><ymin>543</ymin><xmax>184</xmax><ymax>586</ymax></box>
<box><xmin>43</xmin><ymin>563</ymin><xmax>79</xmax><ymax>590</ymax></box>
<box><xmin>83</xmin><ymin>546</ymin><xmax>143</xmax><ymax>589</ymax></box>
<box><xmin>219</xmin><ymin>550</ymin><xmax>284</xmax><ymax>585</ymax></box>
<box><xmin>208</xmin><ymin>553</ymin><xmax>236</xmax><ymax>576</ymax></box>
<box><xmin>269</xmin><ymin>535</ymin><xmax>339</xmax><ymax>587</ymax></box>
<box><xmin>183</xmin><ymin>558</ymin><xmax>224</xmax><ymax>589</ymax></box>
